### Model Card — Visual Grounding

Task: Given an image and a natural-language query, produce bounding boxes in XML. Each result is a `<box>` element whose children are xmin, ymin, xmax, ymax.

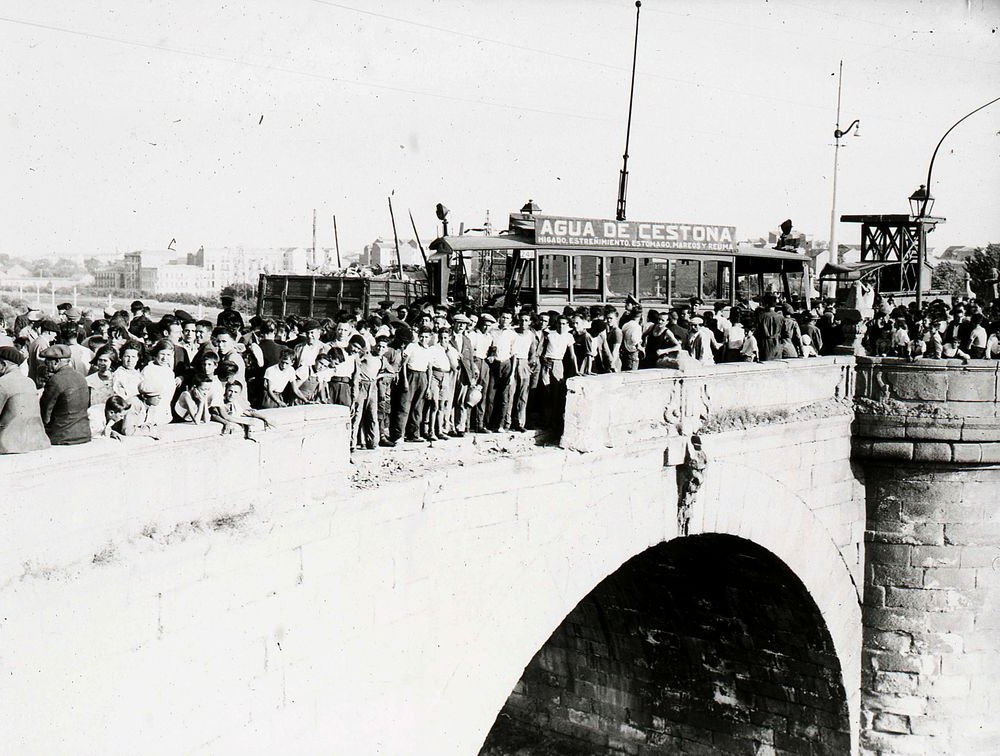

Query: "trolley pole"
<box><xmin>616</xmin><ymin>1</ymin><xmax>641</xmax><ymax>222</ymax></box>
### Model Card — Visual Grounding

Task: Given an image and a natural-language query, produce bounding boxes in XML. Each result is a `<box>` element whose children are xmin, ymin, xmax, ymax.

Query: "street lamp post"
<box><xmin>829</xmin><ymin>61</ymin><xmax>860</xmax><ymax>266</ymax></box>
<box><xmin>909</xmin><ymin>94</ymin><xmax>1000</xmax><ymax>310</ymax></box>
<box><xmin>908</xmin><ymin>184</ymin><xmax>934</xmax><ymax>311</ymax></box>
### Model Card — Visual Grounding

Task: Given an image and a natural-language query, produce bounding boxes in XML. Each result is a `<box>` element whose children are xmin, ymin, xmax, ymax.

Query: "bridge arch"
<box><xmin>481</xmin><ymin>534</ymin><xmax>852</xmax><ymax>755</ymax></box>
<box><xmin>434</xmin><ymin>455</ymin><xmax>861</xmax><ymax>755</ymax></box>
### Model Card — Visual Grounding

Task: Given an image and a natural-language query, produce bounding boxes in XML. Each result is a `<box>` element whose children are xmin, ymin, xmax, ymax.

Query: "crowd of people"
<box><xmin>1</xmin><ymin>290</ymin><xmax>999</xmax><ymax>455</ymax></box>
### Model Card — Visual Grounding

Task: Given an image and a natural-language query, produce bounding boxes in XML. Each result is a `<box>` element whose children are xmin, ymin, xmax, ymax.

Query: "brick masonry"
<box><xmin>853</xmin><ymin>357</ymin><xmax>1000</xmax><ymax>756</ymax></box>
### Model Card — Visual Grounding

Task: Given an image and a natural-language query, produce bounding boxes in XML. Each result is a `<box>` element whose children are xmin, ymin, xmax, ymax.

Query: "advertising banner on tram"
<box><xmin>533</xmin><ymin>215</ymin><xmax>736</xmax><ymax>252</ymax></box>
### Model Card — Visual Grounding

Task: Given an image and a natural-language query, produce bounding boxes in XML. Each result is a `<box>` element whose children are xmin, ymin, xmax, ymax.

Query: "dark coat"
<box><xmin>756</xmin><ymin>309</ymin><xmax>785</xmax><ymax>362</ymax></box>
<box><xmin>39</xmin><ymin>366</ymin><xmax>91</xmax><ymax>445</ymax></box>
<box><xmin>453</xmin><ymin>332</ymin><xmax>476</xmax><ymax>386</ymax></box>
<box><xmin>0</xmin><ymin>370</ymin><xmax>51</xmax><ymax>454</ymax></box>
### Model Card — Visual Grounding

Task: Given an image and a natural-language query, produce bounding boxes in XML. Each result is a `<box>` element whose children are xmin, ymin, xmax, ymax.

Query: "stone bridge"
<box><xmin>1</xmin><ymin>356</ymin><xmax>998</xmax><ymax>755</ymax></box>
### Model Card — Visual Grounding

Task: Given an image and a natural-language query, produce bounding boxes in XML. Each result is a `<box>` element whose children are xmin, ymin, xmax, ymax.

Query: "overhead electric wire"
<box><xmin>0</xmin><ymin>13</ymin><xmax>616</xmax><ymax>123</ymax></box>
<box><xmin>583</xmin><ymin>0</ymin><xmax>1000</xmax><ymax>67</ymax></box>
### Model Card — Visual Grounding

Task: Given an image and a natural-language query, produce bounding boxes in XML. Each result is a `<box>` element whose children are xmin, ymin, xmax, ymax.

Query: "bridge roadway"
<box><xmin>0</xmin><ymin>356</ymin><xmax>998</xmax><ymax>755</ymax></box>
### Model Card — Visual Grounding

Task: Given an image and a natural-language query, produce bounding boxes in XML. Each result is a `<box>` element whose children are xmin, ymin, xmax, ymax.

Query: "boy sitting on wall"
<box><xmin>210</xmin><ymin>380</ymin><xmax>272</xmax><ymax>439</ymax></box>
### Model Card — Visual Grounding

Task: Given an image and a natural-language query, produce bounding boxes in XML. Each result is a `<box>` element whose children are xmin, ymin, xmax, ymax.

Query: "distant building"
<box><xmin>93</xmin><ymin>266</ymin><xmax>127</xmax><ymax>289</ymax></box>
<box><xmin>360</xmin><ymin>238</ymin><xmax>423</xmax><ymax>268</ymax></box>
<box><xmin>140</xmin><ymin>263</ymin><xmax>212</xmax><ymax>296</ymax></box>
<box><xmin>189</xmin><ymin>247</ymin><xmax>310</xmax><ymax>290</ymax></box>
<box><xmin>93</xmin><ymin>246</ymin><xmax>325</xmax><ymax>296</ymax></box>
<box><xmin>123</xmin><ymin>251</ymin><xmax>143</xmax><ymax>291</ymax></box>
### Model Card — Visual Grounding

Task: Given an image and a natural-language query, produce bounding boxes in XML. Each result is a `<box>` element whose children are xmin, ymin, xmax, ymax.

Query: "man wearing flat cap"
<box><xmin>28</xmin><ymin>319</ymin><xmax>59</xmax><ymax>388</ymax></box>
<box><xmin>17</xmin><ymin>309</ymin><xmax>44</xmax><ymax>340</ymax></box>
<box><xmin>0</xmin><ymin>346</ymin><xmax>51</xmax><ymax>454</ymax></box>
<box><xmin>39</xmin><ymin>344</ymin><xmax>91</xmax><ymax>445</ymax></box>
<box><xmin>217</xmin><ymin>295</ymin><xmax>245</xmax><ymax>333</ymax></box>
<box><xmin>449</xmin><ymin>312</ymin><xmax>476</xmax><ymax>436</ymax></box>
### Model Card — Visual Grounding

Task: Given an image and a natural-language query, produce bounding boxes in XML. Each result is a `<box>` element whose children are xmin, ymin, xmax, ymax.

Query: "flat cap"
<box><xmin>40</xmin><ymin>344</ymin><xmax>71</xmax><ymax>359</ymax></box>
<box><xmin>138</xmin><ymin>380</ymin><xmax>161</xmax><ymax>396</ymax></box>
<box><xmin>0</xmin><ymin>346</ymin><xmax>25</xmax><ymax>365</ymax></box>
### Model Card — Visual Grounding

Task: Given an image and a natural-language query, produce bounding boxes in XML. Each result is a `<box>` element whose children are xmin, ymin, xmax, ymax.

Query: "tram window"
<box><xmin>606</xmin><ymin>257</ymin><xmax>636</xmax><ymax>300</ymax></box>
<box><xmin>702</xmin><ymin>260</ymin><xmax>731</xmax><ymax>301</ymax></box>
<box><xmin>736</xmin><ymin>274</ymin><xmax>761</xmax><ymax>302</ymax></box>
<box><xmin>762</xmin><ymin>273</ymin><xmax>784</xmax><ymax>297</ymax></box>
<box><xmin>572</xmin><ymin>255</ymin><xmax>603</xmax><ymax>301</ymax></box>
<box><xmin>520</xmin><ymin>258</ymin><xmax>535</xmax><ymax>288</ymax></box>
<box><xmin>538</xmin><ymin>254</ymin><xmax>570</xmax><ymax>296</ymax></box>
<box><xmin>671</xmin><ymin>260</ymin><xmax>699</xmax><ymax>303</ymax></box>
<box><xmin>637</xmin><ymin>258</ymin><xmax>669</xmax><ymax>302</ymax></box>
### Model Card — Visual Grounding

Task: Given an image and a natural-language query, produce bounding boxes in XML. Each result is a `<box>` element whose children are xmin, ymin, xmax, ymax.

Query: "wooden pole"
<box><xmin>409</xmin><ymin>210</ymin><xmax>428</xmax><ymax>268</ymax></box>
<box><xmin>333</xmin><ymin>215</ymin><xmax>342</xmax><ymax>269</ymax></box>
<box><xmin>388</xmin><ymin>196</ymin><xmax>403</xmax><ymax>280</ymax></box>
<box><xmin>312</xmin><ymin>208</ymin><xmax>317</xmax><ymax>269</ymax></box>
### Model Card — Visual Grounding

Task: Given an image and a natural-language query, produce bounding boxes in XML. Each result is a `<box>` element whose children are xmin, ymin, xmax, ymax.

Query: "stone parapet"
<box><xmin>853</xmin><ymin>357</ymin><xmax>1000</xmax><ymax>463</ymax></box>
<box><xmin>0</xmin><ymin>403</ymin><xmax>350</xmax><ymax>585</ymax></box>
<box><xmin>562</xmin><ymin>356</ymin><xmax>855</xmax><ymax>453</ymax></box>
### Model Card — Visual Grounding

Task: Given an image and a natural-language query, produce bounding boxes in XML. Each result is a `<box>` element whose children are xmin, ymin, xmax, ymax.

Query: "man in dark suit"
<box><xmin>39</xmin><ymin>344</ymin><xmax>91</xmax><ymax>445</ymax></box>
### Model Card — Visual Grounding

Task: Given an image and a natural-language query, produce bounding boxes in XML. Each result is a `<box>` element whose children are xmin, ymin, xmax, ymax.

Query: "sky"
<box><xmin>2</xmin><ymin>0</ymin><xmax>998</xmax><ymax>260</ymax></box>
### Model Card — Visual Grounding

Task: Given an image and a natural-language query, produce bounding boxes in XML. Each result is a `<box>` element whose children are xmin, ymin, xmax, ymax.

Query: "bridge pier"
<box><xmin>853</xmin><ymin>357</ymin><xmax>1000</xmax><ymax>755</ymax></box>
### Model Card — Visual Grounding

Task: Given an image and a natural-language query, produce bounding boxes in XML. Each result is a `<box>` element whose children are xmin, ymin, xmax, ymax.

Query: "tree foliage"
<box><xmin>965</xmin><ymin>243</ymin><xmax>1000</xmax><ymax>302</ymax></box>
<box><xmin>930</xmin><ymin>261</ymin><xmax>967</xmax><ymax>297</ymax></box>
<box><xmin>220</xmin><ymin>283</ymin><xmax>256</xmax><ymax>301</ymax></box>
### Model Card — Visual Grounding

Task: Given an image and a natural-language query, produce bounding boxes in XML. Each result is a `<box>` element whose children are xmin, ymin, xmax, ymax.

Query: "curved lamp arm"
<box><xmin>834</xmin><ymin>119</ymin><xmax>860</xmax><ymax>139</ymax></box>
<box><xmin>921</xmin><ymin>95</ymin><xmax>1000</xmax><ymax>216</ymax></box>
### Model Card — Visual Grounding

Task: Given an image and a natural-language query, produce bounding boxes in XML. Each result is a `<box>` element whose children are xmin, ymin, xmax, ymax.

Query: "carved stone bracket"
<box><xmin>676</xmin><ymin>435</ymin><xmax>708</xmax><ymax>537</ymax></box>
<box><xmin>663</xmin><ymin>380</ymin><xmax>712</xmax><ymax>437</ymax></box>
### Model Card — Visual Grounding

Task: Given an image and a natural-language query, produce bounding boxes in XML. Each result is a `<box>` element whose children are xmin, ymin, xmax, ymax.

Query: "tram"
<box><xmin>427</xmin><ymin>209</ymin><xmax>810</xmax><ymax>311</ymax></box>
